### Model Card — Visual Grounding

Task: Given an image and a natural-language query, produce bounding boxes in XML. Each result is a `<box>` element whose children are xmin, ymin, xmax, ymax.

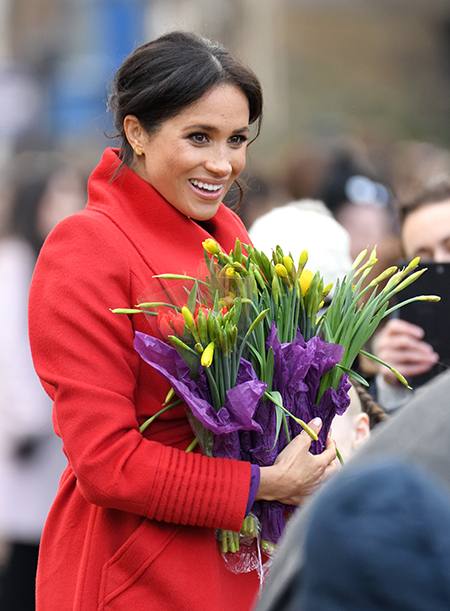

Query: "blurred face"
<box><xmin>331</xmin><ymin>385</ymin><xmax>370</xmax><ymax>465</ymax></box>
<box><xmin>125</xmin><ymin>84</ymin><xmax>250</xmax><ymax>221</ymax></box>
<box><xmin>402</xmin><ymin>199</ymin><xmax>450</xmax><ymax>262</ymax></box>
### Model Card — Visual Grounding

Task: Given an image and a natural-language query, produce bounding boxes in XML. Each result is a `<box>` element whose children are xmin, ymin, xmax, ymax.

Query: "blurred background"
<box><xmin>0</xmin><ymin>0</ymin><xmax>449</xmax><ymax>228</ymax></box>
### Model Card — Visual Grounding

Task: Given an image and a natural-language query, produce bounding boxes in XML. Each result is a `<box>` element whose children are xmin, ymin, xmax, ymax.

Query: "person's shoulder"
<box><xmin>45</xmin><ymin>208</ymin><xmax>128</xmax><ymax>250</ymax></box>
<box><xmin>38</xmin><ymin>209</ymin><xmax>132</xmax><ymax>276</ymax></box>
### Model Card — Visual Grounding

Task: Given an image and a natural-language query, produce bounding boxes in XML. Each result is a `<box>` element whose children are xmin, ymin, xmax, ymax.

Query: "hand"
<box><xmin>255</xmin><ymin>418</ymin><xmax>337</xmax><ymax>506</ymax></box>
<box><xmin>377</xmin><ymin>318</ymin><xmax>439</xmax><ymax>385</ymax></box>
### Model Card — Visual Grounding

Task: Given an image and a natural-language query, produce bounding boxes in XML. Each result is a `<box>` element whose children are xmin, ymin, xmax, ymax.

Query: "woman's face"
<box><xmin>125</xmin><ymin>84</ymin><xmax>250</xmax><ymax>221</ymax></box>
<box><xmin>402</xmin><ymin>199</ymin><xmax>450</xmax><ymax>262</ymax></box>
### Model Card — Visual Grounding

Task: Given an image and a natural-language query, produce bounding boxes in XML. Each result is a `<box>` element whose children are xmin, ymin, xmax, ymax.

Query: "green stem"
<box><xmin>139</xmin><ymin>399</ymin><xmax>182</xmax><ymax>433</ymax></box>
<box><xmin>185</xmin><ymin>438</ymin><xmax>198</xmax><ymax>453</ymax></box>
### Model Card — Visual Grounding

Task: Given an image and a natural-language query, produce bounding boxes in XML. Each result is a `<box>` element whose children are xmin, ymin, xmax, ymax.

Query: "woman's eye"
<box><xmin>229</xmin><ymin>135</ymin><xmax>248</xmax><ymax>146</ymax></box>
<box><xmin>189</xmin><ymin>133</ymin><xmax>208</xmax><ymax>144</ymax></box>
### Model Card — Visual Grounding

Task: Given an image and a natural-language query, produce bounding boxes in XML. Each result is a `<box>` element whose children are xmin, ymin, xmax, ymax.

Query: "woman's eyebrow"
<box><xmin>184</xmin><ymin>124</ymin><xmax>249</xmax><ymax>134</ymax></box>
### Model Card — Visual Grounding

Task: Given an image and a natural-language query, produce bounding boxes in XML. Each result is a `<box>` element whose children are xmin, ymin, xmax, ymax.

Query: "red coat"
<box><xmin>29</xmin><ymin>148</ymin><xmax>261</xmax><ymax>610</ymax></box>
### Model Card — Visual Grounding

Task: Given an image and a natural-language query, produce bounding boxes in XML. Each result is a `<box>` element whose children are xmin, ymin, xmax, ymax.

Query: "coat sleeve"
<box><xmin>28</xmin><ymin>212</ymin><xmax>251</xmax><ymax>532</ymax></box>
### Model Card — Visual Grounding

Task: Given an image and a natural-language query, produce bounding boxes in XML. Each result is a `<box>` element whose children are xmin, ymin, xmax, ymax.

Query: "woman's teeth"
<box><xmin>190</xmin><ymin>179</ymin><xmax>222</xmax><ymax>192</ymax></box>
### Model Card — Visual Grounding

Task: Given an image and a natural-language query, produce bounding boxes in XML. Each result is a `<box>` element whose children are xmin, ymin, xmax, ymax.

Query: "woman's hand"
<box><xmin>377</xmin><ymin>319</ymin><xmax>439</xmax><ymax>385</ymax></box>
<box><xmin>255</xmin><ymin>418</ymin><xmax>337</xmax><ymax>507</ymax></box>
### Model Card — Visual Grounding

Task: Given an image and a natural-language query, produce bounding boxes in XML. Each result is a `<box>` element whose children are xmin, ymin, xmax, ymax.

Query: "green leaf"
<box><xmin>334</xmin><ymin>364</ymin><xmax>369</xmax><ymax>386</ymax></box>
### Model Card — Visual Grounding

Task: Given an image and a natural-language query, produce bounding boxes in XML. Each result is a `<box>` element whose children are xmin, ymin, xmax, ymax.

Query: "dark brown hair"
<box><xmin>399</xmin><ymin>176</ymin><xmax>450</xmax><ymax>224</ymax></box>
<box><xmin>108</xmin><ymin>31</ymin><xmax>263</xmax><ymax>173</ymax></box>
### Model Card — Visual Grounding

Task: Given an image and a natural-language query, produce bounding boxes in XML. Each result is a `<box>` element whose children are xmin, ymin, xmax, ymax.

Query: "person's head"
<box><xmin>318</xmin><ymin>150</ymin><xmax>396</xmax><ymax>260</ymax></box>
<box><xmin>298</xmin><ymin>461</ymin><xmax>450</xmax><ymax>611</ymax></box>
<box><xmin>108</xmin><ymin>31</ymin><xmax>263</xmax><ymax>220</ymax></box>
<box><xmin>331</xmin><ymin>381</ymin><xmax>387</xmax><ymax>464</ymax></box>
<box><xmin>8</xmin><ymin>151</ymin><xmax>86</xmax><ymax>257</ymax></box>
<box><xmin>399</xmin><ymin>177</ymin><xmax>450</xmax><ymax>262</ymax></box>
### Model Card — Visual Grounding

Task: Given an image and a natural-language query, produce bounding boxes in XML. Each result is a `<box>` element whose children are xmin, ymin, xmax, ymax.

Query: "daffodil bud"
<box><xmin>219</xmin><ymin>328</ymin><xmax>229</xmax><ymax>355</ymax></box>
<box><xmin>225</xmin><ymin>267</ymin><xmax>237</xmax><ymax>278</ymax></box>
<box><xmin>368</xmin><ymin>266</ymin><xmax>398</xmax><ymax>287</ymax></box>
<box><xmin>282</xmin><ymin>255</ymin><xmax>293</xmax><ymax>274</ymax></box>
<box><xmin>383</xmin><ymin>270</ymin><xmax>404</xmax><ymax>293</ymax></box>
<box><xmin>182</xmin><ymin>306</ymin><xmax>194</xmax><ymax>328</ymax></box>
<box><xmin>201</xmin><ymin>341</ymin><xmax>215</xmax><ymax>367</ymax></box>
<box><xmin>230</xmin><ymin>325</ymin><xmax>238</xmax><ymax>346</ymax></box>
<box><xmin>298</xmin><ymin>249</ymin><xmax>308</xmax><ymax>269</ymax></box>
<box><xmin>406</xmin><ymin>256</ymin><xmax>420</xmax><ymax>271</ymax></box>
<box><xmin>247</xmin><ymin>308</ymin><xmax>270</xmax><ymax>335</ymax></box>
<box><xmin>351</xmin><ymin>248</ymin><xmax>368</xmax><ymax>270</ymax></box>
<box><xmin>196</xmin><ymin>308</ymin><xmax>209</xmax><ymax>344</ymax></box>
<box><xmin>300</xmin><ymin>269</ymin><xmax>314</xmax><ymax>296</ymax></box>
<box><xmin>182</xmin><ymin>306</ymin><xmax>200</xmax><ymax>342</ymax></box>
<box><xmin>207</xmin><ymin>312</ymin><xmax>216</xmax><ymax>342</ymax></box>
<box><xmin>275</xmin><ymin>263</ymin><xmax>288</xmax><ymax>278</ymax></box>
<box><xmin>322</xmin><ymin>282</ymin><xmax>334</xmax><ymax>300</ymax></box>
<box><xmin>272</xmin><ymin>273</ymin><xmax>280</xmax><ymax>304</ymax></box>
<box><xmin>163</xmin><ymin>387</ymin><xmax>175</xmax><ymax>405</ymax></box>
<box><xmin>234</xmin><ymin>238</ymin><xmax>242</xmax><ymax>262</ymax></box>
<box><xmin>232</xmin><ymin>261</ymin><xmax>247</xmax><ymax>274</ymax></box>
<box><xmin>202</xmin><ymin>239</ymin><xmax>220</xmax><ymax>255</ymax></box>
<box><xmin>418</xmin><ymin>295</ymin><xmax>441</xmax><ymax>302</ymax></box>
<box><xmin>395</xmin><ymin>268</ymin><xmax>427</xmax><ymax>292</ymax></box>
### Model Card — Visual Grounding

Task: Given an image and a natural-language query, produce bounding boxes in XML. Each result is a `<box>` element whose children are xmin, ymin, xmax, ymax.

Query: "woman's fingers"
<box><xmin>256</xmin><ymin>418</ymin><xmax>337</xmax><ymax>506</ymax></box>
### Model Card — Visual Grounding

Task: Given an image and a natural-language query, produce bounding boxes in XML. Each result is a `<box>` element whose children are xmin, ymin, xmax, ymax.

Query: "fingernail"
<box><xmin>312</xmin><ymin>417</ymin><xmax>322</xmax><ymax>426</ymax></box>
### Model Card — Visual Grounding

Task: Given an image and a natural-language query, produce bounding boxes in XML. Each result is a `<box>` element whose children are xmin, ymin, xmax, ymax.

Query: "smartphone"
<box><xmin>392</xmin><ymin>261</ymin><xmax>450</xmax><ymax>387</ymax></box>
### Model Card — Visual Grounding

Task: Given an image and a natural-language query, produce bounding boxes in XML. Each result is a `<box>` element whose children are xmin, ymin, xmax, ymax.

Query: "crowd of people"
<box><xmin>1</xmin><ymin>27</ymin><xmax>450</xmax><ymax>611</ymax></box>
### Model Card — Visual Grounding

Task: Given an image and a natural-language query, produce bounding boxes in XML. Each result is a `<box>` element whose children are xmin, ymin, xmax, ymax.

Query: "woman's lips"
<box><xmin>189</xmin><ymin>179</ymin><xmax>226</xmax><ymax>200</ymax></box>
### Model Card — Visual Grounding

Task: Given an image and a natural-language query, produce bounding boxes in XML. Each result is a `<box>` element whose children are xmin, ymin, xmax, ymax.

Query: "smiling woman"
<box><xmin>28</xmin><ymin>31</ymin><xmax>337</xmax><ymax>611</ymax></box>
<box><xmin>123</xmin><ymin>84</ymin><xmax>250</xmax><ymax>220</ymax></box>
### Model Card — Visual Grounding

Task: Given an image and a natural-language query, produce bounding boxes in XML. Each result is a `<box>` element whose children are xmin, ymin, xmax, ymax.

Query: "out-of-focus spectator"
<box><xmin>318</xmin><ymin>149</ymin><xmax>399</xmax><ymax>261</ymax></box>
<box><xmin>331</xmin><ymin>381</ymin><xmax>387</xmax><ymax>465</ymax></box>
<box><xmin>375</xmin><ymin>176</ymin><xmax>450</xmax><ymax>411</ymax></box>
<box><xmin>0</xmin><ymin>151</ymin><xmax>86</xmax><ymax>610</ymax></box>
<box><xmin>260</xmin><ymin>460</ymin><xmax>450</xmax><ymax>611</ymax></box>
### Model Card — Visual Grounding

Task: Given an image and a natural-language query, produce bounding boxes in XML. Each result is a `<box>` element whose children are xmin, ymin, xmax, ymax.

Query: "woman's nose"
<box><xmin>204</xmin><ymin>146</ymin><xmax>233</xmax><ymax>177</ymax></box>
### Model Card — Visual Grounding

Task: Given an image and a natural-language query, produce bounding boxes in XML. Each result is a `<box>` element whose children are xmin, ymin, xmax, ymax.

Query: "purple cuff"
<box><xmin>246</xmin><ymin>464</ymin><xmax>261</xmax><ymax>515</ymax></box>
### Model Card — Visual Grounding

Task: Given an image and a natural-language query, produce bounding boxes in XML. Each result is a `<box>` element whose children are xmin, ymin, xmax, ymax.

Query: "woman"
<box><xmin>28</xmin><ymin>31</ymin><xmax>336</xmax><ymax>611</ymax></box>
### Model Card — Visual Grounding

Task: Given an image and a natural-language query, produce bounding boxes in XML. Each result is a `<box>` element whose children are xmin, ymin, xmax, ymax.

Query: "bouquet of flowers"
<box><xmin>113</xmin><ymin>240</ymin><xmax>439</xmax><ymax>576</ymax></box>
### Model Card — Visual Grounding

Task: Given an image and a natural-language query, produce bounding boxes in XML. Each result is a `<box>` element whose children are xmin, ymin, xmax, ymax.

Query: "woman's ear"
<box><xmin>123</xmin><ymin>115</ymin><xmax>145</xmax><ymax>153</ymax></box>
<box><xmin>352</xmin><ymin>412</ymin><xmax>371</xmax><ymax>450</ymax></box>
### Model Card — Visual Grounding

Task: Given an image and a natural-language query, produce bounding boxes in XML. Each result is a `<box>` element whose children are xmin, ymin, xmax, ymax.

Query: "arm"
<box><xmin>29</xmin><ymin>214</ymin><xmax>251</xmax><ymax>532</ymax></box>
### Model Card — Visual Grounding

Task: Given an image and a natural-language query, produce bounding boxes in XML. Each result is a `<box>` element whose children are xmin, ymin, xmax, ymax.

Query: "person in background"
<box><xmin>331</xmin><ymin>381</ymin><xmax>387</xmax><ymax>465</ymax></box>
<box><xmin>282</xmin><ymin>461</ymin><xmax>450</xmax><ymax>611</ymax></box>
<box><xmin>317</xmin><ymin>149</ymin><xmax>399</xmax><ymax>262</ymax></box>
<box><xmin>375</xmin><ymin>177</ymin><xmax>450</xmax><ymax>411</ymax></box>
<box><xmin>0</xmin><ymin>151</ymin><xmax>86</xmax><ymax>610</ymax></box>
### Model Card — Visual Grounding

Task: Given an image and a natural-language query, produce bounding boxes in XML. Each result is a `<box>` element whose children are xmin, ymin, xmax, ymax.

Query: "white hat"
<box><xmin>248</xmin><ymin>199</ymin><xmax>353</xmax><ymax>288</ymax></box>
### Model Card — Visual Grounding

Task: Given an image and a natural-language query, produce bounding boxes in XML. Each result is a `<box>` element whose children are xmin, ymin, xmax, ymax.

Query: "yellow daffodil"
<box><xmin>300</xmin><ymin>269</ymin><xmax>314</xmax><ymax>295</ymax></box>
<box><xmin>202</xmin><ymin>239</ymin><xmax>220</xmax><ymax>255</ymax></box>
<box><xmin>275</xmin><ymin>263</ymin><xmax>288</xmax><ymax>278</ymax></box>
<box><xmin>282</xmin><ymin>256</ymin><xmax>293</xmax><ymax>274</ymax></box>
<box><xmin>201</xmin><ymin>341</ymin><xmax>215</xmax><ymax>367</ymax></box>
